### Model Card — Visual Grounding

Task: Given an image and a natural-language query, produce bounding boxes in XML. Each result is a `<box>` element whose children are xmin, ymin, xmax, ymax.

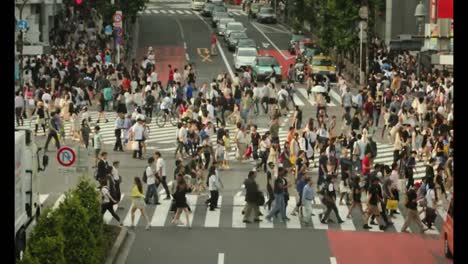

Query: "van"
<box><xmin>442</xmin><ymin>195</ymin><xmax>453</xmax><ymax>258</ymax></box>
<box><xmin>191</xmin><ymin>0</ymin><xmax>206</xmax><ymax>11</ymax></box>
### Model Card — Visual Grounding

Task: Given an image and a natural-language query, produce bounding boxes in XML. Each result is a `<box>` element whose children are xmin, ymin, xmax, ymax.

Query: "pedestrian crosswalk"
<box><xmin>138</xmin><ymin>9</ymin><xmax>247</xmax><ymax>16</ymax></box>
<box><xmin>39</xmin><ymin>192</ymin><xmax>447</xmax><ymax>234</ymax></box>
<box><xmin>373</xmin><ymin>142</ymin><xmax>426</xmax><ymax>180</ymax></box>
<box><xmin>295</xmin><ymin>88</ymin><xmax>338</xmax><ymax>107</ymax></box>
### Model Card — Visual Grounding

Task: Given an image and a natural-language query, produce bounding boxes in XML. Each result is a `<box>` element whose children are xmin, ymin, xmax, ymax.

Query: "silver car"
<box><xmin>234</xmin><ymin>47</ymin><xmax>258</xmax><ymax>71</ymax></box>
<box><xmin>223</xmin><ymin>22</ymin><xmax>246</xmax><ymax>42</ymax></box>
<box><xmin>217</xmin><ymin>18</ymin><xmax>235</xmax><ymax>35</ymax></box>
<box><xmin>211</xmin><ymin>11</ymin><xmax>230</xmax><ymax>27</ymax></box>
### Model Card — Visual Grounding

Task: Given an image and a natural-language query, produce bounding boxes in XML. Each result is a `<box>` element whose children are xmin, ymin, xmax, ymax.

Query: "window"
<box><xmin>228</xmin><ymin>24</ymin><xmax>243</xmax><ymax>31</ymax></box>
<box><xmin>260</xmin><ymin>8</ymin><xmax>274</xmax><ymax>14</ymax></box>
<box><xmin>312</xmin><ymin>59</ymin><xmax>333</xmax><ymax>66</ymax></box>
<box><xmin>238</xmin><ymin>50</ymin><xmax>257</xmax><ymax>57</ymax></box>
<box><xmin>258</xmin><ymin>57</ymin><xmax>279</xmax><ymax>66</ymax></box>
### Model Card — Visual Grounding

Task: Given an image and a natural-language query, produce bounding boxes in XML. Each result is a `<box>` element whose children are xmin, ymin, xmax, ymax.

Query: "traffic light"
<box><xmin>75</xmin><ymin>0</ymin><xmax>83</xmax><ymax>4</ymax></box>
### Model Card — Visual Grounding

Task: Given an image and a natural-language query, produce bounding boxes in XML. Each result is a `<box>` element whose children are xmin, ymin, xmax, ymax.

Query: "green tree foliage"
<box><xmin>303</xmin><ymin>0</ymin><xmax>359</xmax><ymax>52</ymax></box>
<box><xmin>72</xmin><ymin>176</ymin><xmax>103</xmax><ymax>247</ymax></box>
<box><xmin>23</xmin><ymin>208</ymin><xmax>66</xmax><ymax>264</ymax></box>
<box><xmin>57</xmin><ymin>193</ymin><xmax>100</xmax><ymax>264</ymax></box>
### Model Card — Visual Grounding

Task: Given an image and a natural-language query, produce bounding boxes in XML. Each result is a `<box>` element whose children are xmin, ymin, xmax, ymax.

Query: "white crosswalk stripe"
<box><xmin>138</xmin><ymin>9</ymin><xmax>246</xmax><ymax>16</ymax></box>
<box><xmin>296</xmin><ymin>88</ymin><xmax>337</xmax><ymax>107</ymax></box>
<box><xmin>38</xmin><ymin>192</ymin><xmax>444</xmax><ymax>233</ymax></box>
<box><xmin>374</xmin><ymin>142</ymin><xmax>426</xmax><ymax>180</ymax></box>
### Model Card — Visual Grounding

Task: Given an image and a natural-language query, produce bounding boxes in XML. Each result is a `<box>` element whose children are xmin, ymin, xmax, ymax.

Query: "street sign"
<box><xmin>115</xmin><ymin>37</ymin><xmax>122</xmax><ymax>44</ymax></box>
<box><xmin>56</xmin><ymin>147</ymin><xmax>76</xmax><ymax>167</ymax></box>
<box><xmin>114</xmin><ymin>26</ymin><xmax>123</xmax><ymax>37</ymax></box>
<box><xmin>17</xmin><ymin>20</ymin><xmax>29</xmax><ymax>32</ymax></box>
<box><xmin>113</xmin><ymin>13</ymin><xmax>123</xmax><ymax>23</ymax></box>
<box><xmin>105</xmin><ymin>25</ymin><xmax>113</xmax><ymax>36</ymax></box>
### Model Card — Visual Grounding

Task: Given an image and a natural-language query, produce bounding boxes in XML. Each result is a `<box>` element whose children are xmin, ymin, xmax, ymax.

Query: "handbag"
<box><xmin>126</xmin><ymin>140</ymin><xmax>134</xmax><ymax>151</ymax></box>
<box><xmin>245</xmin><ymin>146</ymin><xmax>252</xmax><ymax>158</ymax></box>
<box><xmin>256</xmin><ymin>191</ymin><xmax>265</xmax><ymax>206</ymax></box>
<box><xmin>132</xmin><ymin>141</ymin><xmax>139</xmax><ymax>151</ymax></box>
<box><xmin>290</xmin><ymin>155</ymin><xmax>296</xmax><ymax>164</ymax></box>
<box><xmin>386</xmin><ymin>199</ymin><xmax>398</xmax><ymax>210</ymax></box>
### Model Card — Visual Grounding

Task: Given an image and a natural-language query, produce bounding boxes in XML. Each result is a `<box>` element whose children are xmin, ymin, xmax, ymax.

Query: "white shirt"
<box><xmin>174</xmin><ymin>72</ymin><xmax>182</xmax><ymax>83</ymax></box>
<box><xmin>132</xmin><ymin>123</ymin><xmax>145</xmax><ymax>140</ymax></box>
<box><xmin>253</xmin><ymin>86</ymin><xmax>261</xmax><ymax>99</ymax></box>
<box><xmin>209</xmin><ymin>174</ymin><xmax>221</xmax><ymax>191</ymax></box>
<box><xmin>260</xmin><ymin>85</ymin><xmax>268</xmax><ymax>98</ymax></box>
<box><xmin>131</xmin><ymin>80</ymin><xmax>138</xmax><ymax>93</ymax></box>
<box><xmin>236</xmin><ymin>131</ymin><xmax>247</xmax><ymax>144</ymax></box>
<box><xmin>146</xmin><ymin>165</ymin><xmax>156</xmax><ymax>185</ymax></box>
<box><xmin>41</xmin><ymin>93</ymin><xmax>52</xmax><ymax>103</ymax></box>
<box><xmin>389</xmin><ymin>170</ymin><xmax>399</xmax><ymax>191</ymax></box>
<box><xmin>178</xmin><ymin>127</ymin><xmax>187</xmax><ymax>143</ymax></box>
<box><xmin>207</xmin><ymin>103</ymin><xmax>215</xmax><ymax>119</ymax></box>
<box><xmin>277</xmin><ymin>89</ymin><xmax>288</xmax><ymax>101</ymax></box>
<box><xmin>15</xmin><ymin>96</ymin><xmax>24</xmax><ymax>108</ymax></box>
<box><xmin>151</xmin><ymin>72</ymin><xmax>158</xmax><ymax>83</ymax></box>
<box><xmin>425</xmin><ymin>188</ymin><xmax>436</xmax><ymax>208</ymax></box>
<box><xmin>156</xmin><ymin>158</ymin><xmax>166</xmax><ymax>177</ymax></box>
<box><xmin>112</xmin><ymin>167</ymin><xmax>120</xmax><ymax>181</ymax></box>
<box><xmin>101</xmin><ymin>186</ymin><xmax>111</xmax><ymax>203</ymax></box>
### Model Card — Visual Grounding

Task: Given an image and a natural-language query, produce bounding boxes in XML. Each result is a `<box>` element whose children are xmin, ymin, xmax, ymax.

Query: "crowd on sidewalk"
<box><xmin>14</xmin><ymin>3</ymin><xmax>453</xmax><ymax>232</ymax></box>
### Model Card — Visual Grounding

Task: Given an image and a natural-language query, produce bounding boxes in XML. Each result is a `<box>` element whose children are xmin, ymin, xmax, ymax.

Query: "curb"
<box><xmin>105</xmin><ymin>226</ymin><xmax>128</xmax><ymax>264</ymax></box>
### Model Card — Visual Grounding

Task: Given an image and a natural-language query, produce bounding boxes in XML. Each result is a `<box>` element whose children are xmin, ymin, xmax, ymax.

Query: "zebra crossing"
<box><xmin>38</xmin><ymin>191</ymin><xmax>447</xmax><ymax>234</ymax></box>
<box><xmin>138</xmin><ymin>9</ymin><xmax>247</xmax><ymax>16</ymax></box>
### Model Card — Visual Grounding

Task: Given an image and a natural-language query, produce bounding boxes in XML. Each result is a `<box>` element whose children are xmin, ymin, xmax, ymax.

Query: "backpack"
<box><xmin>142</xmin><ymin>166</ymin><xmax>148</xmax><ymax>184</ymax></box>
<box><xmin>103</xmin><ymin>87</ymin><xmax>113</xmax><ymax>101</ymax></box>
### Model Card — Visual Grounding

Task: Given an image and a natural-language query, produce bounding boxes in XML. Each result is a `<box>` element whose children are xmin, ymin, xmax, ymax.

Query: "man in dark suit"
<box><xmin>96</xmin><ymin>152</ymin><xmax>112</xmax><ymax>182</ymax></box>
<box><xmin>243</xmin><ymin>170</ymin><xmax>261</xmax><ymax>223</ymax></box>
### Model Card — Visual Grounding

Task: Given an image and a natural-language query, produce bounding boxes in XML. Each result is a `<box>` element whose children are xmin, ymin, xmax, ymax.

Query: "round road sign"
<box><xmin>57</xmin><ymin>147</ymin><xmax>76</xmax><ymax>167</ymax></box>
<box><xmin>113</xmin><ymin>13</ymin><xmax>123</xmax><ymax>23</ymax></box>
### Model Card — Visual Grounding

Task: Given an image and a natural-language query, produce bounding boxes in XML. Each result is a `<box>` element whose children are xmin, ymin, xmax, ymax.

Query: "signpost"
<box><xmin>17</xmin><ymin>20</ymin><xmax>29</xmax><ymax>32</ymax></box>
<box><xmin>113</xmin><ymin>11</ymin><xmax>123</xmax><ymax>64</ymax></box>
<box><xmin>57</xmin><ymin>147</ymin><xmax>76</xmax><ymax>185</ymax></box>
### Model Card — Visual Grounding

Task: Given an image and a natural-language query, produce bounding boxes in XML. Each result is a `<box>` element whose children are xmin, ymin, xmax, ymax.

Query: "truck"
<box><xmin>15</xmin><ymin>129</ymin><xmax>48</xmax><ymax>261</ymax></box>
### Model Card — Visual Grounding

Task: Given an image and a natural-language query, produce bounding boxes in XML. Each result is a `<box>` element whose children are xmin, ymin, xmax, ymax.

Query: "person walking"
<box><xmin>44</xmin><ymin>112</ymin><xmax>61</xmax><ymax>152</ymax></box>
<box><xmin>208</xmin><ymin>166</ymin><xmax>222</xmax><ymax>211</ymax></box>
<box><xmin>109</xmin><ymin>161</ymin><xmax>123</xmax><ymax>207</ymax></box>
<box><xmin>243</xmin><ymin>170</ymin><xmax>261</xmax><ymax>223</ymax></box>
<box><xmin>401</xmin><ymin>182</ymin><xmax>427</xmax><ymax>233</ymax></box>
<box><xmin>265</xmin><ymin>170</ymin><xmax>287</xmax><ymax>223</ymax></box>
<box><xmin>320</xmin><ymin>176</ymin><xmax>345</xmax><ymax>224</ymax></box>
<box><xmin>130</xmin><ymin>118</ymin><xmax>145</xmax><ymax>159</ymax></box>
<box><xmin>100</xmin><ymin>179</ymin><xmax>122</xmax><ymax>226</ymax></box>
<box><xmin>363</xmin><ymin>177</ymin><xmax>386</xmax><ymax>230</ymax></box>
<box><xmin>210</xmin><ymin>32</ymin><xmax>217</xmax><ymax>56</ymax></box>
<box><xmin>422</xmin><ymin>181</ymin><xmax>438</xmax><ymax>229</ymax></box>
<box><xmin>93</xmin><ymin>126</ymin><xmax>104</xmax><ymax>166</ymax></box>
<box><xmin>96</xmin><ymin>152</ymin><xmax>112</xmax><ymax>182</ymax></box>
<box><xmin>130</xmin><ymin>177</ymin><xmax>151</xmax><ymax>230</ymax></box>
<box><xmin>15</xmin><ymin>91</ymin><xmax>25</xmax><ymax>126</ymax></box>
<box><xmin>155</xmin><ymin>152</ymin><xmax>171</xmax><ymax>200</ymax></box>
<box><xmin>301</xmin><ymin>177</ymin><xmax>315</xmax><ymax>226</ymax></box>
<box><xmin>144</xmin><ymin>157</ymin><xmax>160</xmax><ymax>205</ymax></box>
<box><xmin>171</xmin><ymin>177</ymin><xmax>193</xmax><ymax>228</ymax></box>
<box><xmin>80</xmin><ymin>119</ymin><xmax>91</xmax><ymax>150</ymax></box>
<box><xmin>114</xmin><ymin>113</ymin><xmax>125</xmax><ymax>152</ymax></box>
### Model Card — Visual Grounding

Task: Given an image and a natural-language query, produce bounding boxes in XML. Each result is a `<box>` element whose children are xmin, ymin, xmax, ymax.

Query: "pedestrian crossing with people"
<box><xmin>38</xmin><ymin>191</ymin><xmax>447</xmax><ymax>234</ymax></box>
<box><xmin>138</xmin><ymin>9</ymin><xmax>247</xmax><ymax>16</ymax></box>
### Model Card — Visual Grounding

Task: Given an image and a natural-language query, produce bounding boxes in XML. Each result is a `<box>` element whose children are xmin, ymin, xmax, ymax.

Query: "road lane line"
<box><xmin>254</xmin><ymin>22</ymin><xmax>289</xmax><ymax>34</ymax></box>
<box><xmin>176</xmin><ymin>10</ymin><xmax>184</xmax><ymax>14</ymax></box>
<box><xmin>250</xmin><ymin>22</ymin><xmax>294</xmax><ymax>60</ymax></box>
<box><xmin>186</xmin><ymin>194</ymin><xmax>198</xmax><ymax>227</ymax></box>
<box><xmin>160</xmin><ymin>10</ymin><xmax>167</xmax><ymax>14</ymax></box>
<box><xmin>232</xmin><ymin>196</ymin><xmax>246</xmax><ymax>228</ymax></box>
<box><xmin>218</xmin><ymin>253</ymin><xmax>225</xmax><ymax>264</ymax></box>
<box><xmin>168</xmin><ymin>10</ymin><xmax>176</xmax><ymax>14</ymax></box>
<box><xmin>195</xmin><ymin>13</ymin><xmax>234</xmax><ymax>78</ymax></box>
<box><xmin>151</xmin><ymin>199</ymin><xmax>171</xmax><ymax>226</ymax></box>
<box><xmin>184</xmin><ymin>10</ymin><xmax>192</xmax><ymax>14</ymax></box>
<box><xmin>204</xmin><ymin>196</ymin><xmax>222</xmax><ymax>227</ymax></box>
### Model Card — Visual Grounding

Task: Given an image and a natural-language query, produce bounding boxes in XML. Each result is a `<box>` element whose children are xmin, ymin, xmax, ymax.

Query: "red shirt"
<box><xmin>211</xmin><ymin>35</ymin><xmax>217</xmax><ymax>45</ymax></box>
<box><xmin>122</xmin><ymin>78</ymin><xmax>130</xmax><ymax>91</ymax></box>
<box><xmin>168</xmin><ymin>69</ymin><xmax>174</xmax><ymax>81</ymax></box>
<box><xmin>362</xmin><ymin>156</ymin><xmax>371</xmax><ymax>175</ymax></box>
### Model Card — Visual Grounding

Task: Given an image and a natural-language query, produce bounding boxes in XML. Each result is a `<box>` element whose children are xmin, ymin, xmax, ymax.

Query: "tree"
<box><xmin>57</xmin><ymin>194</ymin><xmax>100</xmax><ymax>264</ymax></box>
<box><xmin>72</xmin><ymin>176</ymin><xmax>103</xmax><ymax>248</ymax></box>
<box><xmin>23</xmin><ymin>208</ymin><xmax>66</xmax><ymax>264</ymax></box>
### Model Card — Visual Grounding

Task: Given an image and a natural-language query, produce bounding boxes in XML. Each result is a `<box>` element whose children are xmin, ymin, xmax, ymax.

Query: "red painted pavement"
<box><xmin>327</xmin><ymin>230</ymin><xmax>453</xmax><ymax>264</ymax></box>
<box><xmin>136</xmin><ymin>46</ymin><xmax>186</xmax><ymax>85</ymax></box>
<box><xmin>258</xmin><ymin>50</ymin><xmax>295</xmax><ymax>79</ymax></box>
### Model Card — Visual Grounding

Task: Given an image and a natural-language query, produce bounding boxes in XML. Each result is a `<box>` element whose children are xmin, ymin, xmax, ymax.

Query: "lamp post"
<box><xmin>414</xmin><ymin>0</ymin><xmax>426</xmax><ymax>80</ymax></box>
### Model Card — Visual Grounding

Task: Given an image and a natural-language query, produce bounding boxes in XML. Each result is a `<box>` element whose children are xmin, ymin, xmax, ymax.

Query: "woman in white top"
<box><xmin>422</xmin><ymin>182</ymin><xmax>437</xmax><ymax>229</ymax></box>
<box><xmin>300</xmin><ymin>131</ymin><xmax>314</xmax><ymax>162</ymax></box>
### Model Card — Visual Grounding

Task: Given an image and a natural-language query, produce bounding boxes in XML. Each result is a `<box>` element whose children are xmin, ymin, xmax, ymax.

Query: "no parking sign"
<box><xmin>57</xmin><ymin>147</ymin><xmax>76</xmax><ymax>167</ymax></box>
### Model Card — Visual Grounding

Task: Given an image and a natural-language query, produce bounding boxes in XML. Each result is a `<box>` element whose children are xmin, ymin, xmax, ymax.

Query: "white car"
<box><xmin>234</xmin><ymin>47</ymin><xmax>258</xmax><ymax>71</ymax></box>
<box><xmin>223</xmin><ymin>22</ymin><xmax>246</xmax><ymax>41</ymax></box>
<box><xmin>191</xmin><ymin>0</ymin><xmax>206</xmax><ymax>10</ymax></box>
<box><xmin>217</xmin><ymin>18</ymin><xmax>235</xmax><ymax>35</ymax></box>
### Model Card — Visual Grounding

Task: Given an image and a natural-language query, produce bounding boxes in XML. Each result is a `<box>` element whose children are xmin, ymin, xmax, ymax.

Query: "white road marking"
<box><xmin>168</xmin><ymin>10</ymin><xmax>176</xmax><ymax>14</ymax></box>
<box><xmin>292</xmin><ymin>93</ymin><xmax>305</xmax><ymax>106</ymax></box>
<box><xmin>160</xmin><ymin>10</ymin><xmax>167</xmax><ymax>14</ymax></box>
<box><xmin>176</xmin><ymin>10</ymin><xmax>184</xmax><ymax>14</ymax></box>
<box><xmin>336</xmin><ymin>203</ymin><xmax>356</xmax><ymax>231</ymax></box>
<box><xmin>184</xmin><ymin>10</ymin><xmax>192</xmax><ymax>14</ymax></box>
<box><xmin>218</xmin><ymin>253</ymin><xmax>225</xmax><ymax>264</ymax></box>
<box><xmin>52</xmin><ymin>194</ymin><xmax>65</xmax><ymax>210</ymax></box>
<box><xmin>232</xmin><ymin>196</ymin><xmax>246</xmax><ymax>228</ymax></box>
<box><xmin>250</xmin><ymin>22</ymin><xmax>295</xmax><ymax>60</ymax></box>
<box><xmin>330</xmin><ymin>257</ymin><xmax>337</xmax><ymax>264</ymax></box>
<box><xmin>204</xmin><ymin>196</ymin><xmax>222</xmax><ymax>227</ymax></box>
<box><xmin>151</xmin><ymin>199</ymin><xmax>171</xmax><ymax>226</ymax></box>
<box><xmin>286</xmin><ymin>197</ymin><xmax>301</xmax><ymax>229</ymax></box>
<box><xmin>39</xmin><ymin>194</ymin><xmax>49</xmax><ymax>205</ymax></box>
<box><xmin>329</xmin><ymin>89</ymin><xmax>342</xmax><ymax>104</ymax></box>
<box><xmin>312</xmin><ymin>197</ymin><xmax>328</xmax><ymax>229</ymax></box>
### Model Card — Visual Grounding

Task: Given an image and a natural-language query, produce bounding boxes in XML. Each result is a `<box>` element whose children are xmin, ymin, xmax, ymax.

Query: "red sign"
<box><xmin>438</xmin><ymin>0</ymin><xmax>453</xmax><ymax>19</ymax></box>
<box><xmin>57</xmin><ymin>147</ymin><xmax>76</xmax><ymax>167</ymax></box>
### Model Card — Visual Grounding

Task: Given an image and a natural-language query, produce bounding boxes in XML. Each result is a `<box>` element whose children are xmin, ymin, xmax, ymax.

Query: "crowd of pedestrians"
<box><xmin>14</xmin><ymin>1</ymin><xmax>453</xmax><ymax>233</ymax></box>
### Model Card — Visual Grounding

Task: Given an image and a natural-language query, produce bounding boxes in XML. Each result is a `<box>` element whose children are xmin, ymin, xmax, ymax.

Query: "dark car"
<box><xmin>226</xmin><ymin>31</ymin><xmax>248</xmax><ymax>51</ymax></box>
<box><xmin>236</xmin><ymin>38</ymin><xmax>257</xmax><ymax>50</ymax></box>
<box><xmin>256</xmin><ymin>7</ymin><xmax>277</xmax><ymax>24</ymax></box>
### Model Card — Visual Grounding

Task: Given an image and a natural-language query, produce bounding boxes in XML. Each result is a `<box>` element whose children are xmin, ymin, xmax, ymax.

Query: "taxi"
<box><xmin>310</xmin><ymin>54</ymin><xmax>337</xmax><ymax>81</ymax></box>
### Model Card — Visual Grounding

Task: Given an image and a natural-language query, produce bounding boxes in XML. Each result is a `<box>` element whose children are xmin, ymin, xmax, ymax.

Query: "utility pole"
<box><xmin>16</xmin><ymin>0</ymin><xmax>30</xmax><ymax>90</ymax></box>
<box><xmin>358</xmin><ymin>3</ymin><xmax>368</xmax><ymax>86</ymax></box>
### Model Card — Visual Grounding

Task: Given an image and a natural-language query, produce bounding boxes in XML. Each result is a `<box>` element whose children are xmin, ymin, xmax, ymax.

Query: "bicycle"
<box><xmin>155</xmin><ymin>109</ymin><xmax>179</xmax><ymax>128</ymax></box>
